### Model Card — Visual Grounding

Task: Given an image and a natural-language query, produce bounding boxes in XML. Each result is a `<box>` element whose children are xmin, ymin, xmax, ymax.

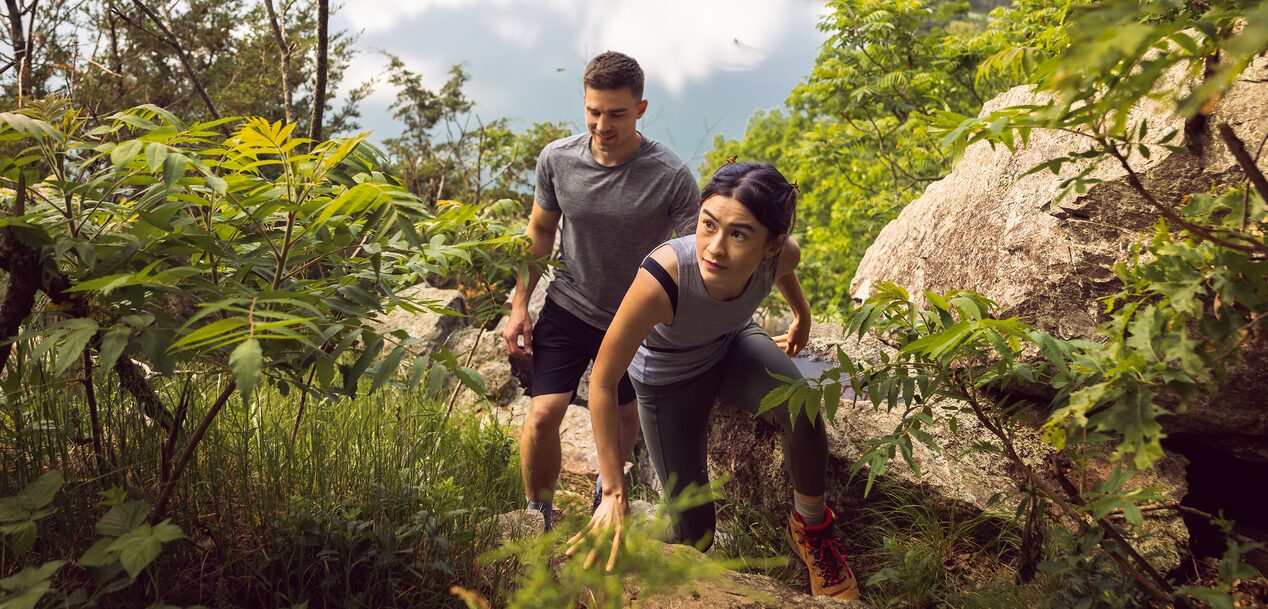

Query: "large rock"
<box><xmin>373</xmin><ymin>284</ymin><xmax>468</xmax><ymax>347</ymax></box>
<box><xmin>849</xmin><ymin>56</ymin><xmax>1268</xmax><ymax>461</ymax></box>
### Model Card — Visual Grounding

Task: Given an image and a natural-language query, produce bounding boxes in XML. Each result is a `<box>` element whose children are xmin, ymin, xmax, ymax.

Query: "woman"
<box><xmin>567</xmin><ymin>162</ymin><xmax>858</xmax><ymax>600</ymax></box>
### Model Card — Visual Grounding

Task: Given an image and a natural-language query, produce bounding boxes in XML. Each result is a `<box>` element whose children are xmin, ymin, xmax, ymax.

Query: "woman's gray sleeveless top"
<box><xmin>628</xmin><ymin>235</ymin><xmax>777</xmax><ymax>386</ymax></box>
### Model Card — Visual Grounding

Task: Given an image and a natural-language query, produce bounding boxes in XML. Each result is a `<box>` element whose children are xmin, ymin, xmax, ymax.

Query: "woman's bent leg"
<box><xmin>717</xmin><ymin>324</ymin><xmax>858</xmax><ymax>599</ymax></box>
<box><xmin>633</xmin><ymin>365</ymin><xmax>723</xmax><ymax>550</ymax></box>
<box><xmin>717</xmin><ymin>323</ymin><xmax>828</xmax><ymax>498</ymax></box>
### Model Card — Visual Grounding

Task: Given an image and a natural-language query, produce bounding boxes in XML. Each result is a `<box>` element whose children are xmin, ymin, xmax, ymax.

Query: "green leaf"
<box><xmin>108</xmin><ymin>525</ymin><xmax>162</xmax><ymax>578</ymax></box>
<box><xmin>54</xmin><ymin>320</ymin><xmax>99</xmax><ymax>378</ymax></box>
<box><xmin>0</xmin><ymin>560</ymin><xmax>64</xmax><ymax>609</ymax></box>
<box><xmin>144</xmin><ymin>142</ymin><xmax>168</xmax><ymax>172</ymax></box>
<box><xmin>170</xmin><ymin>318</ymin><xmax>248</xmax><ymax>351</ymax></box>
<box><xmin>16</xmin><ymin>471</ymin><xmax>63</xmax><ymax>512</ymax></box>
<box><xmin>79</xmin><ymin>536</ymin><xmax>118</xmax><ymax>567</ymax></box>
<box><xmin>111</xmin><ymin>139</ymin><xmax>143</xmax><ymax>168</ymax></box>
<box><xmin>98</xmin><ymin>327</ymin><xmax>131</xmax><ymax>373</ymax></box>
<box><xmin>822</xmin><ymin>381</ymin><xmax>842</xmax><ymax>424</ymax></box>
<box><xmin>454</xmin><ymin>366</ymin><xmax>486</xmax><ymax>397</ymax></box>
<box><xmin>0</xmin><ymin>521</ymin><xmax>36</xmax><ymax>555</ymax></box>
<box><xmin>370</xmin><ymin>344</ymin><xmax>408</xmax><ymax>393</ymax></box>
<box><xmin>229</xmin><ymin>338</ymin><xmax>263</xmax><ymax>401</ymax></box>
<box><xmin>96</xmin><ymin>501</ymin><xmax>149</xmax><ymax>537</ymax></box>
<box><xmin>162</xmin><ymin>152</ymin><xmax>187</xmax><ymax>187</ymax></box>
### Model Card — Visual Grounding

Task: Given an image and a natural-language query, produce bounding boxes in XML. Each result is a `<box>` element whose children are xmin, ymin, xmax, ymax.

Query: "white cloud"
<box><xmin>343</xmin><ymin>0</ymin><xmax>812</xmax><ymax>94</ymax></box>
<box><xmin>337</xmin><ymin>51</ymin><xmax>454</xmax><ymax>136</ymax></box>
<box><xmin>491</xmin><ymin>18</ymin><xmax>541</xmax><ymax>47</ymax></box>
<box><xmin>344</xmin><ymin>0</ymin><xmax>578</xmax><ymax>33</ymax></box>
<box><xmin>580</xmin><ymin>0</ymin><xmax>795</xmax><ymax>95</ymax></box>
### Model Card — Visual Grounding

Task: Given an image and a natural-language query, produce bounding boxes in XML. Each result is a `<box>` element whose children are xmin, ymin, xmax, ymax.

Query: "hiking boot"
<box><xmin>787</xmin><ymin>508</ymin><xmax>859</xmax><ymax>600</ymax></box>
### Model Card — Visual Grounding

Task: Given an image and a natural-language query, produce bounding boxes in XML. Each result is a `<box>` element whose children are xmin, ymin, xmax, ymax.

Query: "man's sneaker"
<box><xmin>592</xmin><ymin>474</ymin><xmax>603</xmax><ymax>512</ymax></box>
<box><xmin>787</xmin><ymin>508</ymin><xmax>859</xmax><ymax>600</ymax></box>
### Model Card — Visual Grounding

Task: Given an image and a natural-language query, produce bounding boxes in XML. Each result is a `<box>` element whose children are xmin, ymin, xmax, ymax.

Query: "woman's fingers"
<box><xmin>566</xmin><ymin>519</ymin><xmax>595</xmax><ymax>556</ymax></box>
<box><xmin>773</xmin><ymin>333</ymin><xmax>797</xmax><ymax>355</ymax></box>
<box><xmin>606</xmin><ymin>525</ymin><xmax>623</xmax><ymax>572</ymax></box>
<box><xmin>566</xmin><ymin>498</ymin><xmax>627</xmax><ymax>571</ymax></box>
<box><xmin>584</xmin><ymin>543</ymin><xmax>602</xmax><ymax>569</ymax></box>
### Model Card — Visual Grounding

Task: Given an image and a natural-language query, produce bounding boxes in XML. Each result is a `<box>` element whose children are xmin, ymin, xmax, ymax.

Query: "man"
<box><xmin>502</xmin><ymin>51</ymin><xmax>699</xmax><ymax>529</ymax></box>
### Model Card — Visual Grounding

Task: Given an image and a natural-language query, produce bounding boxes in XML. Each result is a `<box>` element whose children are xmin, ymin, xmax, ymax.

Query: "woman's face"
<box><xmin>695</xmin><ymin>195</ymin><xmax>783</xmax><ymax>292</ymax></box>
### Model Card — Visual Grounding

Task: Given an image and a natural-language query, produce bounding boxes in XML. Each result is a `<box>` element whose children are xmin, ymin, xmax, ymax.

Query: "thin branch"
<box><xmin>262</xmin><ymin>0</ymin><xmax>294</xmax><ymax>125</ymax></box>
<box><xmin>957</xmin><ymin>376</ymin><xmax>1178</xmax><ymax>605</ymax></box>
<box><xmin>1106</xmin><ymin>141</ymin><xmax>1266</xmax><ymax>255</ymax></box>
<box><xmin>127</xmin><ymin>0</ymin><xmax>223</xmax><ymax>123</ymax></box>
<box><xmin>1217</xmin><ymin>123</ymin><xmax>1268</xmax><ymax>214</ymax></box>
<box><xmin>82</xmin><ymin>348</ymin><xmax>106</xmax><ymax>474</ymax></box>
<box><xmin>152</xmin><ymin>380</ymin><xmax>236</xmax><ymax>520</ymax></box>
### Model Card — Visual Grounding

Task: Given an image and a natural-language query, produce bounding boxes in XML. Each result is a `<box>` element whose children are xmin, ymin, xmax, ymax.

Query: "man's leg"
<box><xmin>520</xmin><ymin>391</ymin><xmax>574</xmax><ymax>507</ymax></box>
<box><xmin>521</xmin><ymin>298</ymin><xmax>594</xmax><ymax>527</ymax></box>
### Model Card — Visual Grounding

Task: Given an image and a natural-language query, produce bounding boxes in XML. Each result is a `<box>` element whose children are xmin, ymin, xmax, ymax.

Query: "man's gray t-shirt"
<box><xmin>535</xmin><ymin>133</ymin><xmax>699</xmax><ymax>329</ymax></box>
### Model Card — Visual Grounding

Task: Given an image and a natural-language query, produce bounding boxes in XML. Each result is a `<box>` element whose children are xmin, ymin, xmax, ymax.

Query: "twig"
<box><xmin>1106</xmin><ymin>141</ymin><xmax>1265</xmax><ymax>255</ymax></box>
<box><xmin>262</xmin><ymin>0</ymin><xmax>294</xmax><ymax>125</ymax></box>
<box><xmin>127</xmin><ymin>0</ymin><xmax>224</xmax><ymax>125</ymax></box>
<box><xmin>1216</xmin><ymin>123</ymin><xmax>1268</xmax><ymax>221</ymax></box>
<box><xmin>152</xmin><ymin>380</ymin><xmax>237</xmax><ymax>520</ymax></box>
<box><xmin>82</xmin><ymin>348</ymin><xmax>106</xmax><ymax>475</ymax></box>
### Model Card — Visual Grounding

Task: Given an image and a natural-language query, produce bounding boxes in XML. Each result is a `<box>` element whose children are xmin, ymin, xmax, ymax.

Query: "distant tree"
<box><xmin>0</xmin><ymin>0</ymin><xmax>364</xmax><ymax>134</ymax></box>
<box><xmin>705</xmin><ymin>0</ymin><xmax>1080</xmax><ymax>308</ymax></box>
<box><xmin>381</xmin><ymin>56</ymin><xmax>570</xmax><ymax>207</ymax></box>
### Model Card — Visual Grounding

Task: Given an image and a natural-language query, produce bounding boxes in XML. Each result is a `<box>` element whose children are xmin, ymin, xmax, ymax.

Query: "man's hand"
<box><xmin>502</xmin><ymin>307</ymin><xmax>534</xmax><ymax>357</ymax></box>
<box><xmin>566</xmin><ymin>494</ymin><xmax>628</xmax><ymax>572</ymax></box>
<box><xmin>774</xmin><ymin>317</ymin><xmax>810</xmax><ymax>357</ymax></box>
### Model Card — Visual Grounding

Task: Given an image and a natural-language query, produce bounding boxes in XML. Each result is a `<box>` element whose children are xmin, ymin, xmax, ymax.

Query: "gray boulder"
<box><xmin>849</xmin><ymin>56</ymin><xmax>1268</xmax><ymax>461</ymax></box>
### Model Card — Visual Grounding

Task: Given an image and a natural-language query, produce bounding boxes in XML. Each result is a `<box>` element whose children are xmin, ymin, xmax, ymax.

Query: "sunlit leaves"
<box><xmin>230</xmin><ymin>338</ymin><xmax>263</xmax><ymax>402</ymax></box>
<box><xmin>0</xmin><ymin>99</ymin><xmax>533</xmax><ymax>407</ymax></box>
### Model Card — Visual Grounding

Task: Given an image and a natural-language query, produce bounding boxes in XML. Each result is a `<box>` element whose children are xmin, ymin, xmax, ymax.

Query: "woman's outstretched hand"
<box><xmin>566</xmin><ymin>494</ymin><xmax>628</xmax><ymax>572</ymax></box>
<box><xmin>774</xmin><ymin>317</ymin><xmax>811</xmax><ymax>357</ymax></box>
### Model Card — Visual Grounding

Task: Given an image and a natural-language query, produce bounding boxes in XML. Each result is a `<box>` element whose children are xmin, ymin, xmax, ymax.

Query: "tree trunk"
<box><xmin>4</xmin><ymin>0</ymin><xmax>33</xmax><ymax>101</ymax></box>
<box><xmin>308</xmin><ymin>0</ymin><xmax>328</xmax><ymax>142</ymax></box>
<box><xmin>263</xmin><ymin>0</ymin><xmax>294</xmax><ymax>125</ymax></box>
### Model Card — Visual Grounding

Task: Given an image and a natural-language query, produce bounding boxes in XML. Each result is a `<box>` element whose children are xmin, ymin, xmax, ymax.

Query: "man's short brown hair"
<box><xmin>584</xmin><ymin>51</ymin><xmax>644</xmax><ymax>99</ymax></box>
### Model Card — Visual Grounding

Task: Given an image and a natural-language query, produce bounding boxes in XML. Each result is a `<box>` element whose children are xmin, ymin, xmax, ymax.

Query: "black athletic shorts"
<box><xmin>532</xmin><ymin>297</ymin><xmax>636</xmax><ymax>404</ymax></box>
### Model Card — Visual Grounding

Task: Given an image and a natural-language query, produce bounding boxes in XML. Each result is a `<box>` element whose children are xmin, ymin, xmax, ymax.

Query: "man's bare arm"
<box><xmin>502</xmin><ymin>204</ymin><xmax>562</xmax><ymax>356</ymax></box>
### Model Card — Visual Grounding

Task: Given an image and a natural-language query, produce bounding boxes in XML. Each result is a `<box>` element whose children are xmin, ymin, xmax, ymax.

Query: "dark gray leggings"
<box><xmin>632</xmin><ymin>323</ymin><xmax>828</xmax><ymax>550</ymax></box>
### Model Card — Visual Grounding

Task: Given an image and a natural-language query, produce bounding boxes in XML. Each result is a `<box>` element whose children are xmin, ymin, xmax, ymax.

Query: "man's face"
<box><xmin>583</xmin><ymin>86</ymin><xmax>647</xmax><ymax>157</ymax></box>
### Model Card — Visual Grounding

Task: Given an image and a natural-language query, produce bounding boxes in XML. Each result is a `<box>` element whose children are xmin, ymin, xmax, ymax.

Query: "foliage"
<box><xmin>1</xmin><ymin>0</ymin><xmax>363</xmax><ymax>135</ymax></box>
<box><xmin>481</xmin><ymin>482</ymin><xmax>731</xmax><ymax>609</ymax></box>
<box><xmin>380</xmin><ymin>57</ymin><xmax>571</xmax><ymax>207</ymax></box>
<box><xmin>929</xmin><ymin>0</ymin><xmax>1268</xmax><ymax>471</ymax></box>
<box><xmin>705</xmin><ymin>0</ymin><xmax>1081</xmax><ymax>308</ymax></box>
<box><xmin>3</xmin><ymin>377</ymin><xmax>524</xmax><ymax>607</ymax></box>
<box><xmin>0</xmin><ymin>473</ymin><xmax>185</xmax><ymax>608</ymax></box>
<box><xmin>0</xmin><ymin>98</ymin><xmax>519</xmax><ymax>402</ymax></box>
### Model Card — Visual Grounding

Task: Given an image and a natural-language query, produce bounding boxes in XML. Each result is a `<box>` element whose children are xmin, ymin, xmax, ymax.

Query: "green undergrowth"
<box><xmin>711</xmin><ymin>486</ymin><xmax>1049</xmax><ymax>608</ymax></box>
<box><xmin>1</xmin><ymin>378</ymin><xmax>522</xmax><ymax>608</ymax></box>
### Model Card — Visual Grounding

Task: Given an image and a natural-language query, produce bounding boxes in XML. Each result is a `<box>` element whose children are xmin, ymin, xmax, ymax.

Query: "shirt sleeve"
<box><xmin>667</xmin><ymin>165</ymin><xmax>701</xmax><ymax>236</ymax></box>
<box><xmin>533</xmin><ymin>144</ymin><xmax>560</xmax><ymax>212</ymax></box>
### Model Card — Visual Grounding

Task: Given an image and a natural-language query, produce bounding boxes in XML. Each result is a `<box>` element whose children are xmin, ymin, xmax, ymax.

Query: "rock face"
<box><xmin>849</xmin><ymin>56</ymin><xmax>1268</xmax><ymax>461</ymax></box>
<box><xmin>373</xmin><ymin>284</ymin><xmax>467</xmax><ymax>348</ymax></box>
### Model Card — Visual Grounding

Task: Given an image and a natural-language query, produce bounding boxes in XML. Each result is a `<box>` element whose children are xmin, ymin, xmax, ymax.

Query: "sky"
<box><xmin>332</xmin><ymin>0</ymin><xmax>830</xmax><ymax>173</ymax></box>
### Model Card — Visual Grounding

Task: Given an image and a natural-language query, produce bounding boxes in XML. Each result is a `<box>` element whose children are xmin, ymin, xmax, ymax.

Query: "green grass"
<box><xmin>1</xmin><ymin>371</ymin><xmax>522</xmax><ymax>608</ymax></box>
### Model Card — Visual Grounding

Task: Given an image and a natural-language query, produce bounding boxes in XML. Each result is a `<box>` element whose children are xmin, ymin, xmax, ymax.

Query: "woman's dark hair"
<box><xmin>700</xmin><ymin>161</ymin><xmax>797</xmax><ymax>242</ymax></box>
